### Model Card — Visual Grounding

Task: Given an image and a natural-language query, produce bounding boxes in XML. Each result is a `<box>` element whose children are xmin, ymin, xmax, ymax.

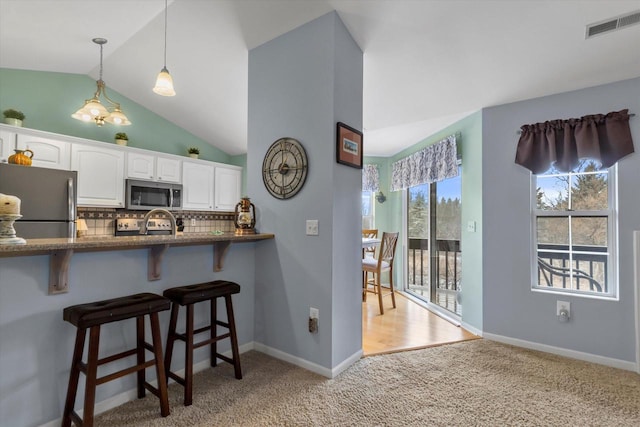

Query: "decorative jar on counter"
<box><xmin>8</xmin><ymin>149</ymin><xmax>34</xmax><ymax>166</ymax></box>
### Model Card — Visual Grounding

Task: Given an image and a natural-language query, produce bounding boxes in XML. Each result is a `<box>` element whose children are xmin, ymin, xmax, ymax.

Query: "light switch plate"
<box><xmin>306</xmin><ymin>220</ymin><xmax>319</xmax><ymax>236</ymax></box>
<box><xmin>467</xmin><ymin>220</ymin><xmax>476</xmax><ymax>232</ymax></box>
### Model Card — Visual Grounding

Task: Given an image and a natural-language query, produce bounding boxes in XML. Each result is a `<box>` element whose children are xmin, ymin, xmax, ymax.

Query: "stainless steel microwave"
<box><xmin>125</xmin><ymin>179</ymin><xmax>182</xmax><ymax>210</ymax></box>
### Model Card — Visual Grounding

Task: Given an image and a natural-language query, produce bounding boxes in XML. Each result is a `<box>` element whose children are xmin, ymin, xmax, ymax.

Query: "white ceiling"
<box><xmin>1</xmin><ymin>0</ymin><xmax>639</xmax><ymax>157</ymax></box>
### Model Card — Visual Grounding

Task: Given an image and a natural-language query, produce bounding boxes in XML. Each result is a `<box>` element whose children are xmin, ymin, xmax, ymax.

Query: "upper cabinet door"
<box><xmin>0</xmin><ymin>129</ymin><xmax>16</xmax><ymax>163</ymax></box>
<box><xmin>214</xmin><ymin>166</ymin><xmax>241</xmax><ymax>211</ymax></box>
<box><xmin>71</xmin><ymin>144</ymin><xmax>125</xmax><ymax>207</ymax></box>
<box><xmin>126</xmin><ymin>152</ymin><xmax>155</xmax><ymax>181</ymax></box>
<box><xmin>16</xmin><ymin>134</ymin><xmax>71</xmax><ymax>170</ymax></box>
<box><xmin>182</xmin><ymin>161</ymin><xmax>214</xmax><ymax>210</ymax></box>
<box><xmin>156</xmin><ymin>156</ymin><xmax>181</xmax><ymax>183</ymax></box>
<box><xmin>126</xmin><ymin>153</ymin><xmax>181</xmax><ymax>183</ymax></box>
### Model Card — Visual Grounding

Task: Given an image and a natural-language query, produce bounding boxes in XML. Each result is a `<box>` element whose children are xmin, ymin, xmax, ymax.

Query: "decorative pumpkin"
<box><xmin>8</xmin><ymin>149</ymin><xmax>33</xmax><ymax>166</ymax></box>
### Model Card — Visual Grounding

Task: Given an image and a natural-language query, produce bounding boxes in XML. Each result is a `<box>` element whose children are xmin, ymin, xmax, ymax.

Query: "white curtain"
<box><xmin>390</xmin><ymin>134</ymin><xmax>458</xmax><ymax>191</ymax></box>
<box><xmin>362</xmin><ymin>164</ymin><xmax>379</xmax><ymax>192</ymax></box>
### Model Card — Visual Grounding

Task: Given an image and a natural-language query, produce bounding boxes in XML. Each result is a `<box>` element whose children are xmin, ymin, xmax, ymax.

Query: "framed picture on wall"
<box><xmin>336</xmin><ymin>122</ymin><xmax>363</xmax><ymax>169</ymax></box>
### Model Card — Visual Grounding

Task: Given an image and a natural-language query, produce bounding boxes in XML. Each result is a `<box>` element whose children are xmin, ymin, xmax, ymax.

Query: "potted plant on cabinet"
<box><xmin>114</xmin><ymin>132</ymin><xmax>128</xmax><ymax>146</ymax></box>
<box><xmin>3</xmin><ymin>109</ymin><xmax>25</xmax><ymax>127</ymax></box>
<box><xmin>188</xmin><ymin>147</ymin><xmax>200</xmax><ymax>159</ymax></box>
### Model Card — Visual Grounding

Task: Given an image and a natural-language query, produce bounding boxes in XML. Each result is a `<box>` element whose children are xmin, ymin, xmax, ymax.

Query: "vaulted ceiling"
<box><xmin>1</xmin><ymin>0</ymin><xmax>639</xmax><ymax>156</ymax></box>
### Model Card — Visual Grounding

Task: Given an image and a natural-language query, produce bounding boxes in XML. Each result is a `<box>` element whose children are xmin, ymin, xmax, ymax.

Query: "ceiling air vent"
<box><xmin>586</xmin><ymin>10</ymin><xmax>640</xmax><ymax>39</ymax></box>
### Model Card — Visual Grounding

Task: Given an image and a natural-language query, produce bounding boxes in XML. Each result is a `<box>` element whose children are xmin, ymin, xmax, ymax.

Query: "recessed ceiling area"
<box><xmin>1</xmin><ymin>0</ymin><xmax>639</xmax><ymax>157</ymax></box>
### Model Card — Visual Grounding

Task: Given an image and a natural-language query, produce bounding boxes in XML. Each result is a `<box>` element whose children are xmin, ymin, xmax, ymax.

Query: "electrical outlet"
<box><xmin>557</xmin><ymin>300</ymin><xmax>570</xmax><ymax>321</ymax></box>
<box><xmin>306</xmin><ymin>220</ymin><xmax>319</xmax><ymax>236</ymax></box>
<box><xmin>308</xmin><ymin>317</ymin><xmax>318</xmax><ymax>333</ymax></box>
<box><xmin>467</xmin><ymin>220</ymin><xmax>476</xmax><ymax>232</ymax></box>
<box><xmin>190</xmin><ymin>218</ymin><xmax>196</xmax><ymax>226</ymax></box>
<box><xmin>309</xmin><ymin>307</ymin><xmax>319</xmax><ymax>333</ymax></box>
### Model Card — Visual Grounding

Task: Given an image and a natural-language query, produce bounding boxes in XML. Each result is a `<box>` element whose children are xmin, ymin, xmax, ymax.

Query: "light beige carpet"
<box><xmin>96</xmin><ymin>340</ymin><xmax>640</xmax><ymax>426</ymax></box>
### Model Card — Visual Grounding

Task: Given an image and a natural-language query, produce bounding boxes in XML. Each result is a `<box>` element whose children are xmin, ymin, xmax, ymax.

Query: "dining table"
<box><xmin>362</xmin><ymin>237</ymin><xmax>381</xmax><ymax>249</ymax></box>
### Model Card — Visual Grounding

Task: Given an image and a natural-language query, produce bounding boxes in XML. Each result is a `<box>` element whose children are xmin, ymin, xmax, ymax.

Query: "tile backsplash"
<box><xmin>78</xmin><ymin>208</ymin><xmax>234</xmax><ymax>236</ymax></box>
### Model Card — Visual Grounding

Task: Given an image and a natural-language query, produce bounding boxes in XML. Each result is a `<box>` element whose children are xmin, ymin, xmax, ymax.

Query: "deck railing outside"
<box><xmin>407</xmin><ymin>240</ymin><xmax>608</xmax><ymax>299</ymax></box>
<box><xmin>536</xmin><ymin>244</ymin><xmax>608</xmax><ymax>293</ymax></box>
<box><xmin>407</xmin><ymin>238</ymin><xmax>461</xmax><ymax>291</ymax></box>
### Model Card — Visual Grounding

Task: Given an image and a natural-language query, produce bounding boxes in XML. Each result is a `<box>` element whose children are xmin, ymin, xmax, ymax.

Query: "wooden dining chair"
<box><xmin>362</xmin><ymin>229</ymin><xmax>379</xmax><ymax>298</ymax></box>
<box><xmin>362</xmin><ymin>231</ymin><xmax>399</xmax><ymax>314</ymax></box>
<box><xmin>362</xmin><ymin>229</ymin><xmax>378</xmax><ymax>258</ymax></box>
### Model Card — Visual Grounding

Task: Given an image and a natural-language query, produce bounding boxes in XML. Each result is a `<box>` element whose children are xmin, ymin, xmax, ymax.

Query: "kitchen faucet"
<box><xmin>140</xmin><ymin>208</ymin><xmax>177</xmax><ymax>236</ymax></box>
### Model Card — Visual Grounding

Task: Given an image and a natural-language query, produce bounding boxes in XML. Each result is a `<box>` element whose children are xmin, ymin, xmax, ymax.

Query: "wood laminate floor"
<box><xmin>362</xmin><ymin>292</ymin><xmax>478</xmax><ymax>356</ymax></box>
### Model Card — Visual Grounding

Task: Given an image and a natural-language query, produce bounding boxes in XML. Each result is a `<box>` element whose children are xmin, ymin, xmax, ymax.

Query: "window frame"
<box><xmin>530</xmin><ymin>164</ymin><xmax>618</xmax><ymax>300</ymax></box>
<box><xmin>362</xmin><ymin>190</ymin><xmax>375</xmax><ymax>230</ymax></box>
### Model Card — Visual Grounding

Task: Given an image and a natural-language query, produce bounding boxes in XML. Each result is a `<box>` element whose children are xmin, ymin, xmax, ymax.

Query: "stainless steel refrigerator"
<box><xmin>0</xmin><ymin>163</ymin><xmax>77</xmax><ymax>239</ymax></box>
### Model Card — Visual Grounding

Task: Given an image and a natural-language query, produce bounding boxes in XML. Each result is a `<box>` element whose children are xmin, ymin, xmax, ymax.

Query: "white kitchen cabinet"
<box><xmin>214</xmin><ymin>165</ymin><xmax>242</xmax><ymax>211</ymax></box>
<box><xmin>71</xmin><ymin>144</ymin><xmax>125</xmax><ymax>207</ymax></box>
<box><xmin>0</xmin><ymin>129</ymin><xmax>16</xmax><ymax>163</ymax></box>
<box><xmin>126</xmin><ymin>152</ymin><xmax>155</xmax><ymax>180</ymax></box>
<box><xmin>126</xmin><ymin>152</ymin><xmax>181</xmax><ymax>183</ymax></box>
<box><xmin>16</xmin><ymin>134</ymin><xmax>71</xmax><ymax>170</ymax></box>
<box><xmin>182</xmin><ymin>161</ymin><xmax>214</xmax><ymax>210</ymax></box>
<box><xmin>156</xmin><ymin>156</ymin><xmax>181</xmax><ymax>183</ymax></box>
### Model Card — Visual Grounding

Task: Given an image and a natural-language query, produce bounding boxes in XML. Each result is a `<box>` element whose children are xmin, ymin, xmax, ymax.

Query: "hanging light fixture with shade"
<box><xmin>153</xmin><ymin>0</ymin><xmax>176</xmax><ymax>96</ymax></box>
<box><xmin>72</xmin><ymin>38</ymin><xmax>131</xmax><ymax>127</ymax></box>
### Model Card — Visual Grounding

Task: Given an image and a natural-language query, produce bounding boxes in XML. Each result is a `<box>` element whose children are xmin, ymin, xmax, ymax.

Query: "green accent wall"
<box><xmin>0</xmin><ymin>68</ymin><xmax>231</xmax><ymax>162</ymax></box>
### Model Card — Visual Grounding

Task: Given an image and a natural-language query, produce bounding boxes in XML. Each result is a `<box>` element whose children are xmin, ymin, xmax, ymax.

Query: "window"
<box><xmin>362</xmin><ymin>191</ymin><xmax>375</xmax><ymax>229</ymax></box>
<box><xmin>532</xmin><ymin>160</ymin><xmax>617</xmax><ymax>298</ymax></box>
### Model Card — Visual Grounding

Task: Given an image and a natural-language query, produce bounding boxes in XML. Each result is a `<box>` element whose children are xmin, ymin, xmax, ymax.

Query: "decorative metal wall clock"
<box><xmin>262</xmin><ymin>137</ymin><xmax>308</xmax><ymax>199</ymax></box>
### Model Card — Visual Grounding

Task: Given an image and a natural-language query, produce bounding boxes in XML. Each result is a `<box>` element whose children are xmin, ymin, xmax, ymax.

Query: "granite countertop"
<box><xmin>0</xmin><ymin>232</ymin><xmax>275</xmax><ymax>256</ymax></box>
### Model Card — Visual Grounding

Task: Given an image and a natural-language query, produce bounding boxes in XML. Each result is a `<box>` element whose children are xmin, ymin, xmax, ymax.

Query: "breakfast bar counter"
<box><xmin>0</xmin><ymin>232</ymin><xmax>274</xmax><ymax>293</ymax></box>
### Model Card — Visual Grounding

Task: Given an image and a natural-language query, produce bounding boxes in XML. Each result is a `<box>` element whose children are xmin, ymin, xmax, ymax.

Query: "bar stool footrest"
<box><xmin>167</xmin><ymin>370</ymin><xmax>186</xmax><ymax>385</ymax></box>
<box><xmin>215</xmin><ymin>353</ymin><xmax>235</xmax><ymax>365</ymax></box>
<box><xmin>98</xmin><ymin>360</ymin><xmax>155</xmax><ymax>386</ymax></box>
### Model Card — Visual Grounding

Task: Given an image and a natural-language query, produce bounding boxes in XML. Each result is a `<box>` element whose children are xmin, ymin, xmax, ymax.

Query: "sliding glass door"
<box><xmin>406</xmin><ymin>167</ymin><xmax>462</xmax><ymax>315</ymax></box>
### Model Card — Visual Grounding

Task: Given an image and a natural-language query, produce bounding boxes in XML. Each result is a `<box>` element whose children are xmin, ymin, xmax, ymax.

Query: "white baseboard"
<box><xmin>39</xmin><ymin>342</ymin><xmax>255</xmax><ymax>427</ymax></box>
<box><xmin>483</xmin><ymin>333</ymin><xmax>637</xmax><ymax>372</ymax></box>
<box><xmin>460</xmin><ymin>321</ymin><xmax>482</xmax><ymax>337</ymax></box>
<box><xmin>252</xmin><ymin>342</ymin><xmax>361</xmax><ymax>378</ymax></box>
<box><xmin>330</xmin><ymin>349</ymin><xmax>363</xmax><ymax>378</ymax></box>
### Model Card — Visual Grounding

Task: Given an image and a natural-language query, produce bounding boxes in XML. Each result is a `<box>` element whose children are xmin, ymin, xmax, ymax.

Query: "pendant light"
<box><xmin>153</xmin><ymin>0</ymin><xmax>176</xmax><ymax>96</ymax></box>
<box><xmin>72</xmin><ymin>38</ymin><xmax>131</xmax><ymax>126</ymax></box>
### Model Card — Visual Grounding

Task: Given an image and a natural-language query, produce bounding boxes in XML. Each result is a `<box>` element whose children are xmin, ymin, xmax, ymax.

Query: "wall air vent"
<box><xmin>586</xmin><ymin>10</ymin><xmax>640</xmax><ymax>39</ymax></box>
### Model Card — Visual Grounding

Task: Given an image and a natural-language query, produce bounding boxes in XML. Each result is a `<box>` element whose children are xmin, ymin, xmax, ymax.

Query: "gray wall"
<box><xmin>0</xmin><ymin>244</ymin><xmax>257</xmax><ymax>427</ymax></box>
<box><xmin>247</xmin><ymin>11</ymin><xmax>363</xmax><ymax>370</ymax></box>
<box><xmin>482</xmin><ymin>77</ymin><xmax>640</xmax><ymax>362</ymax></box>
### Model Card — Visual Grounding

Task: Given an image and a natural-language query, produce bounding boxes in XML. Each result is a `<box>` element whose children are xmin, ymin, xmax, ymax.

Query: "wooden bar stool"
<box><xmin>163</xmin><ymin>280</ymin><xmax>242</xmax><ymax>406</ymax></box>
<box><xmin>62</xmin><ymin>293</ymin><xmax>171</xmax><ymax>427</ymax></box>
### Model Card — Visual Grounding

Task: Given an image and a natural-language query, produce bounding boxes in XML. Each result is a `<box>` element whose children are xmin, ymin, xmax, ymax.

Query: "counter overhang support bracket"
<box><xmin>214</xmin><ymin>241</ymin><xmax>231</xmax><ymax>272</ymax></box>
<box><xmin>148</xmin><ymin>244</ymin><xmax>169</xmax><ymax>281</ymax></box>
<box><xmin>49</xmin><ymin>249</ymin><xmax>73</xmax><ymax>294</ymax></box>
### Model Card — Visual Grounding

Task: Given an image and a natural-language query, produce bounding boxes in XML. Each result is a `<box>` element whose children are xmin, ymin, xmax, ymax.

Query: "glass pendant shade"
<box><xmin>84</xmin><ymin>98</ymin><xmax>108</xmax><ymax>117</ymax></box>
<box><xmin>104</xmin><ymin>108</ymin><xmax>131</xmax><ymax>125</ymax></box>
<box><xmin>72</xmin><ymin>98</ymin><xmax>107</xmax><ymax>124</ymax></box>
<box><xmin>71</xmin><ymin>106</ymin><xmax>93</xmax><ymax>122</ymax></box>
<box><xmin>153</xmin><ymin>67</ymin><xmax>176</xmax><ymax>96</ymax></box>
